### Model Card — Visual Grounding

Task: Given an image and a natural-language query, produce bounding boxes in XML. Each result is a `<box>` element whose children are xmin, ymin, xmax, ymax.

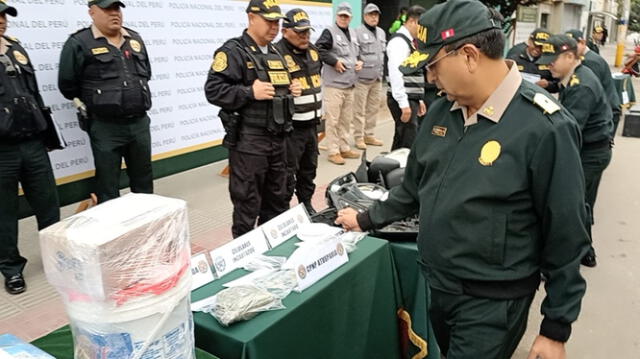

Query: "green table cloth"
<box><xmin>389</xmin><ymin>241</ymin><xmax>440</xmax><ymax>359</ymax></box>
<box><xmin>30</xmin><ymin>326</ymin><xmax>218</xmax><ymax>358</ymax></box>
<box><xmin>191</xmin><ymin>236</ymin><xmax>401</xmax><ymax>359</ymax></box>
<box><xmin>613</xmin><ymin>73</ymin><xmax>636</xmax><ymax>107</ymax></box>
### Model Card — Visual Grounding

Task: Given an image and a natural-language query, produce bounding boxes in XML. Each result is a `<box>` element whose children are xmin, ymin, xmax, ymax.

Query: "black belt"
<box><xmin>583</xmin><ymin>138</ymin><xmax>611</xmax><ymax>151</ymax></box>
<box><xmin>239</xmin><ymin>125</ymin><xmax>287</xmax><ymax>137</ymax></box>
<box><xmin>92</xmin><ymin>113</ymin><xmax>146</xmax><ymax>123</ymax></box>
<box><xmin>462</xmin><ymin>271</ymin><xmax>541</xmax><ymax>299</ymax></box>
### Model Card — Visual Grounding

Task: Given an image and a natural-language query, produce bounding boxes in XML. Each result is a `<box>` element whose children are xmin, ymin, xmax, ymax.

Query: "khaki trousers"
<box><xmin>323</xmin><ymin>86</ymin><xmax>354</xmax><ymax>155</ymax></box>
<box><xmin>353</xmin><ymin>80</ymin><xmax>382</xmax><ymax>140</ymax></box>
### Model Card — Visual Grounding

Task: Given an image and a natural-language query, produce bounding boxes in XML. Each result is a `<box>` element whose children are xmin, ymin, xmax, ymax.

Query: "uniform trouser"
<box><xmin>0</xmin><ymin>139</ymin><xmax>59</xmax><ymax>278</ymax></box>
<box><xmin>323</xmin><ymin>86</ymin><xmax>355</xmax><ymax>155</ymax></box>
<box><xmin>286</xmin><ymin>125</ymin><xmax>318</xmax><ymax>205</ymax></box>
<box><xmin>388</xmin><ymin>94</ymin><xmax>420</xmax><ymax>150</ymax></box>
<box><xmin>429</xmin><ymin>287</ymin><xmax>534</xmax><ymax>359</ymax></box>
<box><xmin>229</xmin><ymin>133</ymin><xmax>288</xmax><ymax>238</ymax></box>
<box><xmin>88</xmin><ymin>115</ymin><xmax>153</xmax><ymax>203</ymax></box>
<box><xmin>353</xmin><ymin>80</ymin><xmax>382</xmax><ymax>140</ymax></box>
<box><xmin>581</xmin><ymin>145</ymin><xmax>612</xmax><ymax>228</ymax></box>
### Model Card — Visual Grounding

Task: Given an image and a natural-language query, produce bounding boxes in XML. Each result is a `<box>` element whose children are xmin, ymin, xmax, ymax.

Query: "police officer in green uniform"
<box><xmin>58</xmin><ymin>0</ymin><xmax>153</xmax><ymax>204</ymax></box>
<box><xmin>0</xmin><ymin>2</ymin><xmax>60</xmax><ymax>294</ymax></box>
<box><xmin>205</xmin><ymin>0</ymin><xmax>302</xmax><ymax>238</ymax></box>
<box><xmin>337</xmin><ymin>1</ymin><xmax>590</xmax><ymax>357</ymax></box>
<box><xmin>566</xmin><ymin>29</ymin><xmax>623</xmax><ymax>136</ymax></box>
<box><xmin>275</xmin><ymin>9</ymin><xmax>322</xmax><ymax>215</ymax></box>
<box><xmin>587</xmin><ymin>26</ymin><xmax>604</xmax><ymax>54</ymax></box>
<box><xmin>506</xmin><ymin>28</ymin><xmax>560</xmax><ymax>93</ymax></box>
<box><xmin>538</xmin><ymin>34</ymin><xmax>614</xmax><ymax>267</ymax></box>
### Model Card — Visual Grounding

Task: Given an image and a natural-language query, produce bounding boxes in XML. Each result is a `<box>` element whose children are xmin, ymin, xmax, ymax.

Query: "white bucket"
<box><xmin>66</xmin><ymin>274</ymin><xmax>195</xmax><ymax>359</ymax></box>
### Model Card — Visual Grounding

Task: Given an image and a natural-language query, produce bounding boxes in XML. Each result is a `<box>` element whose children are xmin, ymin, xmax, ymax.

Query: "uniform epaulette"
<box><xmin>520</xmin><ymin>85</ymin><xmax>561</xmax><ymax>116</ymax></box>
<box><xmin>123</xmin><ymin>26</ymin><xmax>139</xmax><ymax>36</ymax></box>
<box><xmin>70</xmin><ymin>27</ymin><xmax>91</xmax><ymax>37</ymax></box>
<box><xmin>569</xmin><ymin>74</ymin><xmax>580</xmax><ymax>86</ymax></box>
<box><xmin>5</xmin><ymin>35</ymin><xmax>19</xmax><ymax>43</ymax></box>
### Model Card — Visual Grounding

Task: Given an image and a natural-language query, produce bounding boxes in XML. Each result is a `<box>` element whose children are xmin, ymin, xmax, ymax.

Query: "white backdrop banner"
<box><xmin>8</xmin><ymin>0</ymin><xmax>332</xmax><ymax>185</ymax></box>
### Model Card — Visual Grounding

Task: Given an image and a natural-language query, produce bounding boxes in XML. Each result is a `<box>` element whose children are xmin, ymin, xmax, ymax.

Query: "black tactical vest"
<box><xmin>0</xmin><ymin>37</ymin><xmax>47</xmax><ymax>140</ymax></box>
<box><xmin>72</xmin><ymin>27</ymin><xmax>151</xmax><ymax>119</ymax></box>
<box><xmin>385</xmin><ymin>33</ymin><xmax>426</xmax><ymax>101</ymax></box>
<box><xmin>276</xmin><ymin>40</ymin><xmax>322</xmax><ymax>127</ymax></box>
<box><xmin>230</xmin><ymin>38</ymin><xmax>293</xmax><ymax>134</ymax></box>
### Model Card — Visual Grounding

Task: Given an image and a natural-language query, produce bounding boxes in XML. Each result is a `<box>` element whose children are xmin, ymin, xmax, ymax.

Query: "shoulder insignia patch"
<box><xmin>532</xmin><ymin>93</ymin><xmax>560</xmax><ymax>114</ymax></box>
<box><xmin>569</xmin><ymin>74</ymin><xmax>580</xmax><ymax>87</ymax></box>
<box><xmin>247</xmin><ymin>61</ymin><xmax>255</xmax><ymax>69</ymax></box>
<box><xmin>212</xmin><ymin>51</ymin><xmax>228</xmax><ymax>72</ymax></box>
<box><xmin>129</xmin><ymin>39</ymin><xmax>141</xmax><ymax>52</ymax></box>
<box><xmin>6</xmin><ymin>36</ymin><xmax>19</xmax><ymax>43</ymax></box>
<box><xmin>517</xmin><ymin>65</ymin><xmax>524</xmax><ymax>71</ymax></box>
<box><xmin>12</xmin><ymin>50</ymin><xmax>28</xmax><ymax>65</ymax></box>
<box><xmin>309</xmin><ymin>49</ymin><xmax>319</xmax><ymax>62</ymax></box>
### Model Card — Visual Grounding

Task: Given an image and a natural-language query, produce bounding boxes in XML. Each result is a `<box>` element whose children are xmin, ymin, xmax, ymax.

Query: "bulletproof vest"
<box><xmin>232</xmin><ymin>39</ymin><xmax>293</xmax><ymax>134</ymax></box>
<box><xmin>73</xmin><ymin>27</ymin><xmax>152</xmax><ymax>119</ymax></box>
<box><xmin>385</xmin><ymin>33</ymin><xmax>425</xmax><ymax>100</ymax></box>
<box><xmin>322</xmin><ymin>25</ymin><xmax>358</xmax><ymax>89</ymax></box>
<box><xmin>277</xmin><ymin>41</ymin><xmax>322</xmax><ymax>125</ymax></box>
<box><xmin>0</xmin><ymin>37</ymin><xmax>47</xmax><ymax>139</ymax></box>
<box><xmin>355</xmin><ymin>25</ymin><xmax>385</xmax><ymax>82</ymax></box>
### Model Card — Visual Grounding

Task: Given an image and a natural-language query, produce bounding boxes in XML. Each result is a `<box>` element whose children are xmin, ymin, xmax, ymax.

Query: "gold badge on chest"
<box><xmin>129</xmin><ymin>39</ymin><xmax>141</xmax><ymax>52</ymax></box>
<box><xmin>268</xmin><ymin>71</ymin><xmax>290</xmax><ymax>85</ymax></box>
<box><xmin>284</xmin><ymin>55</ymin><xmax>300</xmax><ymax>72</ymax></box>
<box><xmin>91</xmin><ymin>47</ymin><xmax>109</xmax><ymax>55</ymax></box>
<box><xmin>12</xmin><ymin>50</ymin><xmax>28</xmax><ymax>65</ymax></box>
<box><xmin>310</xmin><ymin>49</ymin><xmax>319</xmax><ymax>62</ymax></box>
<box><xmin>267</xmin><ymin>60</ymin><xmax>284</xmax><ymax>69</ymax></box>
<box><xmin>479</xmin><ymin>140</ymin><xmax>501</xmax><ymax>166</ymax></box>
<box><xmin>431</xmin><ymin>125</ymin><xmax>447</xmax><ymax>137</ymax></box>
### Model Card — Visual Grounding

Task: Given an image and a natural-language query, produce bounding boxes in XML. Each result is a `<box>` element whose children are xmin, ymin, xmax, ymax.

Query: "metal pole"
<box><xmin>615</xmin><ymin>0</ymin><xmax>631</xmax><ymax>67</ymax></box>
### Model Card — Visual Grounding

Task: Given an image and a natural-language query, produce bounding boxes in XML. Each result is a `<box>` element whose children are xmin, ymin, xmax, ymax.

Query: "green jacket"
<box><xmin>582</xmin><ymin>50</ymin><xmax>622</xmax><ymax>116</ymax></box>
<box><xmin>559</xmin><ymin>64</ymin><xmax>613</xmax><ymax>144</ymax></box>
<box><xmin>359</xmin><ymin>80</ymin><xmax>589</xmax><ymax>341</ymax></box>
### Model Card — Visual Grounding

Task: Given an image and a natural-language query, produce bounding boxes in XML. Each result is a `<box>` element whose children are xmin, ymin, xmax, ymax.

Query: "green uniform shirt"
<box><xmin>582</xmin><ymin>49</ymin><xmax>622</xmax><ymax>115</ymax></box>
<box><xmin>360</xmin><ymin>62</ymin><xmax>589</xmax><ymax>335</ymax></box>
<box><xmin>559</xmin><ymin>63</ymin><xmax>613</xmax><ymax>144</ymax></box>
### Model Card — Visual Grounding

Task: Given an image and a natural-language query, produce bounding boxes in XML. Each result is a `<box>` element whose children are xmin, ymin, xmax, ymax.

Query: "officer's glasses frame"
<box><xmin>294</xmin><ymin>29</ymin><xmax>311</xmax><ymax>37</ymax></box>
<box><xmin>425</xmin><ymin>44</ymin><xmax>468</xmax><ymax>72</ymax></box>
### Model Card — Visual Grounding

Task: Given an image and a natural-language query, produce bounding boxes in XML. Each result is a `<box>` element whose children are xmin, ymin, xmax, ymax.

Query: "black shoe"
<box><xmin>581</xmin><ymin>253</ymin><xmax>597</xmax><ymax>267</ymax></box>
<box><xmin>5</xmin><ymin>274</ymin><xmax>26</xmax><ymax>295</ymax></box>
<box><xmin>303</xmin><ymin>201</ymin><xmax>316</xmax><ymax>215</ymax></box>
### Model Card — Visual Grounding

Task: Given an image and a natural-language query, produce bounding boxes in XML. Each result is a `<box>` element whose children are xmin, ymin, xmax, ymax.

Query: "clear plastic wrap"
<box><xmin>205</xmin><ymin>285</ymin><xmax>284</xmax><ymax>326</ymax></box>
<box><xmin>39</xmin><ymin>193</ymin><xmax>195</xmax><ymax>359</ymax></box>
<box><xmin>252</xmin><ymin>269</ymin><xmax>298</xmax><ymax>299</ymax></box>
<box><xmin>242</xmin><ymin>255</ymin><xmax>287</xmax><ymax>272</ymax></box>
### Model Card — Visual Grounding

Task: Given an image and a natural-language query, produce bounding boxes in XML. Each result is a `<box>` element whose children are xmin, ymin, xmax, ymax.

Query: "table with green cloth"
<box><xmin>30</xmin><ymin>325</ymin><xmax>219</xmax><ymax>358</ymax></box>
<box><xmin>192</xmin><ymin>236</ymin><xmax>440</xmax><ymax>359</ymax></box>
<box><xmin>613</xmin><ymin>73</ymin><xmax>636</xmax><ymax>107</ymax></box>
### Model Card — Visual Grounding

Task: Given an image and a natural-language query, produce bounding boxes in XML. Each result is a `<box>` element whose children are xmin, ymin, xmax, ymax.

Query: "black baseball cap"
<box><xmin>399</xmin><ymin>0</ymin><xmax>502</xmax><ymax>74</ymax></box>
<box><xmin>283</xmin><ymin>8</ymin><xmax>313</xmax><ymax>32</ymax></box>
<box><xmin>537</xmin><ymin>34</ymin><xmax>578</xmax><ymax>65</ymax></box>
<box><xmin>246</xmin><ymin>0</ymin><xmax>284</xmax><ymax>20</ymax></box>
<box><xmin>565</xmin><ymin>29</ymin><xmax>584</xmax><ymax>41</ymax></box>
<box><xmin>530</xmin><ymin>28</ymin><xmax>551</xmax><ymax>46</ymax></box>
<box><xmin>0</xmin><ymin>1</ymin><xmax>17</xmax><ymax>16</ymax></box>
<box><xmin>88</xmin><ymin>0</ymin><xmax>125</xmax><ymax>8</ymax></box>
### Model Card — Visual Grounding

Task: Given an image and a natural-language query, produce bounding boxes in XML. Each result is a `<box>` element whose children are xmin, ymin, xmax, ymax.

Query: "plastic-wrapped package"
<box><xmin>205</xmin><ymin>285</ymin><xmax>284</xmax><ymax>326</ymax></box>
<box><xmin>242</xmin><ymin>255</ymin><xmax>287</xmax><ymax>272</ymax></box>
<box><xmin>39</xmin><ymin>193</ymin><xmax>195</xmax><ymax>359</ymax></box>
<box><xmin>252</xmin><ymin>269</ymin><xmax>298</xmax><ymax>299</ymax></box>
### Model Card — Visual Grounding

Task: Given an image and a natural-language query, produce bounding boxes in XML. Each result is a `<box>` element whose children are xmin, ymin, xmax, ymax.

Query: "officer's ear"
<box><xmin>460</xmin><ymin>44</ymin><xmax>481</xmax><ymax>73</ymax></box>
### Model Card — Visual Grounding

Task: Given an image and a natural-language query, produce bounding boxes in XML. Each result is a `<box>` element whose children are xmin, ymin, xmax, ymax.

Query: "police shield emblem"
<box><xmin>129</xmin><ymin>39</ymin><xmax>142</xmax><ymax>52</ymax></box>
<box><xmin>12</xmin><ymin>50</ymin><xmax>28</xmax><ymax>65</ymax></box>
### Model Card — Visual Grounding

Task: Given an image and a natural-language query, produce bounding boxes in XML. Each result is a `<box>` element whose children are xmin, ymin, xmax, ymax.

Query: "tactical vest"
<box><xmin>322</xmin><ymin>25</ymin><xmax>358</xmax><ymax>89</ymax></box>
<box><xmin>0</xmin><ymin>37</ymin><xmax>47</xmax><ymax>139</ymax></box>
<box><xmin>355</xmin><ymin>25</ymin><xmax>386</xmax><ymax>83</ymax></box>
<box><xmin>230</xmin><ymin>39</ymin><xmax>293</xmax><ymax>134</ymax></box>
<box><xmin>277</xmin><ymin>41</ymin><xmax>322</xmax><ymax>126</ymax></box>
<box><xmin>72</xmin><ymin>27</ymin><xmax>151</xmax><ymax>119</ymax></box>
<box><xmin>385</xmin><ymin>33</ymin><xmax>426</xmax><ymax>100</ymax></box>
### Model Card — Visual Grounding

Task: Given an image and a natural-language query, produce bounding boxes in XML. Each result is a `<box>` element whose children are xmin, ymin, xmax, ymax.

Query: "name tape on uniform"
<box><xmin>261</xmin><ymin>204</ymin><xmax>310</xmax><ymax>248</ymax></box>
<box><xmin>209</xmin><ymin>228</ymin><xmax>270</xmax><ymax>279</ymax></box>
<box><xmin>290</xmin><ymin>239</ymin><xmax>349</xmax><ymax>292</ymax></box>
<box><xmin>190</xmin><ymin>252</ymin><xmax>215</xmax><ymax>291</ymax></box>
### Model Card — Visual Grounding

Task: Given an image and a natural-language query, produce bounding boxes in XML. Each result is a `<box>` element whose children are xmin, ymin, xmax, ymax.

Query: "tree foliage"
<box><xmin>480</xmin><ymin>0</ymin><xmax>544</xmax><ymax>21</ymax></box>
<box><xmin>630</xmin><ymin>0</ymin><xmax>640</xmax><ymax>32</ymax></box>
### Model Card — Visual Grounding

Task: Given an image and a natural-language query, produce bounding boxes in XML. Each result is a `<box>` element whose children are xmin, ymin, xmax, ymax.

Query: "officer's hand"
<box><xmin>526</xmin><ymin>335</ymin><xmax>566</xmax><ymax>359</ymax></box>
<box><xmin>334</xmin><ymin>60</ymin><xmax>346</xmax><ymax>73</ymax></box>
<box><xmin>335</xmin><ymin>207</ymin><xmax>362</xmax><ymax>232</ymax></box>
<box><xmin>355</xmin><ymin>60</ymin><xmax>364</xmax><ymax>72</ymax></box>
<box><xmin>252</xmin><ymin>79</ymin><xmax>276</xmax><ymax>100</ymax></box>
<box><xmin>418</xmin><ymin>101</ymin><xmax>427</xmax><ymax>116</ymax></box>
<box><xmin>400</xmin><ymin>106</ymin><xmax>412</xmax><ymax>123</ymax></box>
<box><xmin>289</xmin><ymin>79</ymin><xmax>302</xmax><ymax>97</ymax></box>
<box><xmin>536</xmin><ymin>79</ymin><xmax>549</xmax><ymax>88</ymax></box>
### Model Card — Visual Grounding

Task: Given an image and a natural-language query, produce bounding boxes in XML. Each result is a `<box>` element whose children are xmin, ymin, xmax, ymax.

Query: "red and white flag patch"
<box><xmin>441</xmin><ymin>28</ymin><xmax>455</xmax><ymax>40</ymax></box>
